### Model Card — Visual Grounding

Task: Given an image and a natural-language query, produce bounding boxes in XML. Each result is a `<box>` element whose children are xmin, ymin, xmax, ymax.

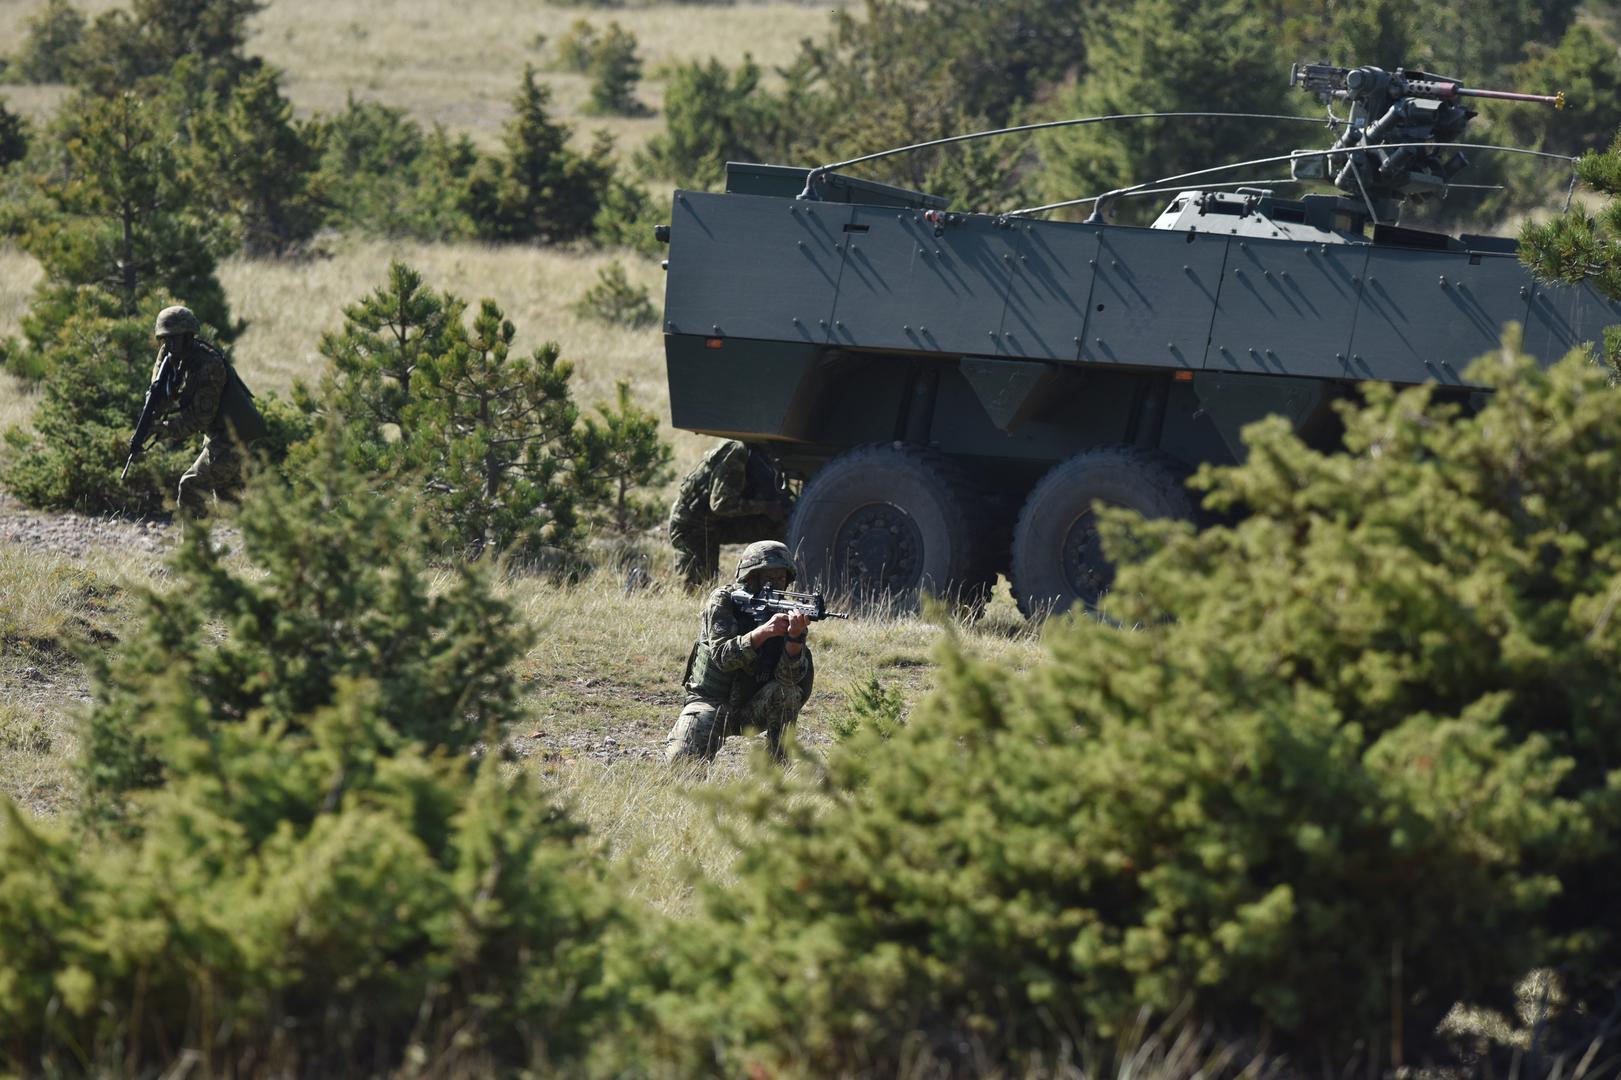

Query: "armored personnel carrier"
<box><xmin>658</xmin><ymin>64</ymin><xmax>1616</xmax><ymax>616</ymax></box>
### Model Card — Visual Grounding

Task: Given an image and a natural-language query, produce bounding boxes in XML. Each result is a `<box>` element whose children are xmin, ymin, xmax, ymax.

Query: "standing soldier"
<box><xmin>667</xmin><ymin>439</ymin><xmax>792</xmax><ymax>589</ymax></box>
<box><xmin>665</xmin><ymin>541</ymin><xmax>813</xmax><ymax>763</ymax></box>
<box><xmin>150</xmin><ymin>305</ymin><xmax>266</xmax><ymax>517</ymax></box>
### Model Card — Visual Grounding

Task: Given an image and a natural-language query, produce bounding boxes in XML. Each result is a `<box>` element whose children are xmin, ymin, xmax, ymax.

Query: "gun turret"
<box><xmin>1289</xmin><ymin>62</ymin><xmax>1564</xmax><ymax>219</ymax></box>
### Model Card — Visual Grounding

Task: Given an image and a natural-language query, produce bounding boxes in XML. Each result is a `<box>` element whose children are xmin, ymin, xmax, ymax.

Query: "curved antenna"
<box><xmin>1065</xmin><ymin>177</ymin><xmax>1509</xmax><ymax>210</ymax></box>
<box><xmin>1007</xmin><ymin>141</ymin><xmax>1580</xmax><ymax>218</ymax></box>
<box><xmin>795</xmin><ymin>111</ymin><xmax>1339</xmax><ymax>199</ymax></box>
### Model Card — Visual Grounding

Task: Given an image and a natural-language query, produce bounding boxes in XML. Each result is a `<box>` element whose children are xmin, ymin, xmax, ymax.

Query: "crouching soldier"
<box><xmin>667</xmin><ymin>440</ymin><xmax>793</xmax><ymax>589</ymax></box>
<box><xmin>150</xmin><ymin>305</ymin><xmax>266</xmax><ymax>517</ymax></box>
<box><xmin>665</xmin><ymin>541</ymin><xmax>813</xmax><ymax>763</ymax></box>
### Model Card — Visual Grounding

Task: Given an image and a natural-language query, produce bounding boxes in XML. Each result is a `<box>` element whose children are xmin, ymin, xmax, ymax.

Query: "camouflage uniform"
<box><xmin>151</xmin><ymin>306</ymin><xmax>265</xmax><ymax>517</ymax></box>
<box><xmin>667</xmin><ymin>440</ymin><xmax>791</xmax><ymax>588</ymax></box>
<box><xmin>665</xmin><ymin>543</ymin><xmax>814</xmax><ymax>763</ymax></box>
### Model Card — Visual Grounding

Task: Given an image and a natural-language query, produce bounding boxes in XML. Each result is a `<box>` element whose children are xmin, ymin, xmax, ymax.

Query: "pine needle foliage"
<box><xmin>652</xmin><ymin>338</ymin><xmax>1620</xmax><ymax>1074</ymax></box>
<box><xmin>191</xmin><ymin>67</ymin><xmax>325</xmax><ymax>256</ymax></box>
<box><xmin>463</xmin><ymin>66</ymin><xmax>612</xmax><ymax>244</ymax></box>
<box><xmin>0</xmin><ymin>449</ymin><xmax>625</xmax><ymax>1073</ymax></box>
<box><xmin>571</xmin><ymin>261</ymin><xmax>657</xmax><ymax>328</ymax></box>
<box><xmin>80</xmin><ymin>431</ymin><xmax>532</xmax><ymax>827</ymax></box>
<box><xmin>1522</xmin><ymin>130</ymin><xmax>1621</xmax><ymax>374</ymax></box>
<box><xmin>580</xmin><ymin>378</ymin><xmax>673</xmax><ymax>533</ymax></box>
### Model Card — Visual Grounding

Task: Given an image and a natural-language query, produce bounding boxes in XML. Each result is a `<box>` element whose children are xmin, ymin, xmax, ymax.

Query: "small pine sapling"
<box><xmin>580</xmin><ymin>379</ymin><xmax>672</xmax><ymax>533</ymax></box>
<box><xmin>572</xmin><ymin>261</ymin><xmax>657</xmax><ymax>328</ymax></box>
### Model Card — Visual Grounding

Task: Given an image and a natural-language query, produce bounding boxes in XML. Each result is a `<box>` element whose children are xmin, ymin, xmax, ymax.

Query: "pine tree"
<box><xmin>584</xmin><ymin>22</ymin><xmax>646</xmax><ymax>117</ymax></box>
<box><xmin>24</xmin><ymin>91</ymin><xmax>230</xmax><ymax>331</ymax></box>
<box><xmin>10</xmin><ymin>0</ymin><xmax>86</xmax><ymax>84</ymax></box>
<box><xmin>191</xmin><ymin>67</ymin><xmax>325</xmax><ymax>255</ymax></box>
<box><xmin>637</xmin><ymin>58</ymin><xmax>773</xmax><ymax>190</ymax></box>
<box><xmin>1040</xmin><ymin>0</ymin><xmax>1309</xmax><ymax>223</ymax></box>
<box><xmin>463</xmin><ymin>67</ymin><xmax>611</xmax><ymax>243</ymax></box>
<box><xmin>404</xmin><ymin>299</ymin><xmax>586</xmax><ymax>557</ymax></box>
<box><xmin>580</xmin><ymin>379</ymin><xmax>672</xmax><ymax>533</ymax></box>
<box><xmin>72</xmin><ymin>0</ymin><xmax>264</xmax><ymax>99</ymax></box>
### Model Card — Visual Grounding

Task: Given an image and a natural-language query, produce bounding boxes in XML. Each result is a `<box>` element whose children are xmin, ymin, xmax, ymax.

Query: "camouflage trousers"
<box><xmin>177</xmin><ymin>436</ymin><xmax>243</xmax><ymax>518</ymax></box>
<box><xmin>669</xmin><ymin>514</ymin><xmax>783</xmax><ymax>590</ymax></box>
<box><xmin>664</xmin><ymin>680</ymin><xmax>804</xmax><ymax>764</ymax></box>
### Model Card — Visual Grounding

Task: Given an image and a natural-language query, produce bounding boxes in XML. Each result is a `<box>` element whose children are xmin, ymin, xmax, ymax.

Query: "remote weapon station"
<box><xmin>658</xmin><ymin>64</ymin><xmax>1605</xmax><ymax>617</ymax></box>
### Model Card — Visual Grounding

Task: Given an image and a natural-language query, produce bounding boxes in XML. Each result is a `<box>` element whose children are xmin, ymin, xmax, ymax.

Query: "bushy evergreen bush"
<box><xmin>580</xmin><ymin>378</ymin><xmax>672</xmax><ymax>533</ymax></box>
<box><xmin>463</xmin><ymin>67</ymin><xmax>612</xmax><ymax>244</ymax></box>
<box><xmin>0</xmin><ymin>450</ymin><xmax>625</xmax><ymax>1074</ymax></box>
<box><xmin>1</xmin><ymin>293</ymin><xmax>187</xmax><ymax>514</ymax></box>
<box><xmin>648</xmin><ymin>340</ymin><xmax>1618</xmax><ymax>1075</ymax></box>
<box><xmin>295</xmin><ymin>262</ymin><xmax>670</xmax><ymax>559</ymax></box>
<box><xmin>191</xmin><ymin>66</ymin><xmax>325</xmax><ymax>256</ymax></box>
<box><xmin>571</xmin><ymin>260</ymin><xmax>657</xmax><ymax>327</ymax></box>
<box><xmin>7</xmin><ymin>0</ymin><xmax>86</xmax><ymax>85</ymax></box>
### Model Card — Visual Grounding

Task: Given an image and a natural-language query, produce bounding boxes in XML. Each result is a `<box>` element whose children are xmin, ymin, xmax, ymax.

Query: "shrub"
<box><xmin>571</xmin><ymin>261</ymin><xmax>657</xmax><ymax>328</ymax></box>
<box><xmin>585</xmin><ymin>22</ymin><xmax>647</xmax><ymax>117</ymax></box>
<box><xmin>463</xmin><ymin>67</ymin><xmax>612</xmax><ymax>244</ymax></box>
<box><xmin>191</xmin><ymin>66</ymin><xmax>325</xmax><ymax>255</ymax></box>
<box><xmin>1</xmin><ymin>294</ymin><xmax>188</xmax><ymax>515</ymax></box>
<box><xmin>829</xmin><ymin>673</ymin><xmax>906</xmax><ymax>742</ymax></box>
<box><xmin>592</xmin><ymin>173</ymin><xmax>663</xmax><ymax>254</ymax></box>
<box><xmin>0</xmin><ymin>451</ymin><xmax>626</xmax><ymax>1073</ymax></box>
<box><xmin>7</xmin><ymin>0</ymin><xmax>86</xmax><ymax>84</ymax></box>
<box><xmin>297</xmin><ymin>263</ymin><xmax>667</xmax><ymax>558</ymax></box>
<box><xmin>580</xmin><ymin>378</ymin><xmax>673</xmax><ymax>533</ymax></box>
<box><xmin>0</xmin><ymin>99</ymin><xmax>26</xmax><ymax>171</ymax></box>
<box><xmin>649</xmin><ymin>340</ymin><xmax>1617</xmax><ymax>1074</ymax></box>
<box><xmin>554</xmin><ymin>18</ymin><xmax>600</xmax><ymax>73</ymax></box>
<box><xmin>638</xmin><ymin>57</ymin><xmax>775</xmax><ymax>189</ymax></box>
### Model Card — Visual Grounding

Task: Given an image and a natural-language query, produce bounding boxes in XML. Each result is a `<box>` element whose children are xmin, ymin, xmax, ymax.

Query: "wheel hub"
<box><xmin>833</xmin><ymin>503</ymin><xmax>923</xmax><ymax>593</ymax></box>
<box><xmin>1061</xmin><ymin>510</ymin><xmax>1112</xmax><ymax>606</ymax></box>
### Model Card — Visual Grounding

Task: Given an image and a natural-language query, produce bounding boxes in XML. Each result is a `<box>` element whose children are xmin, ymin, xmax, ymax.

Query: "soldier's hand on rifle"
<box><xmin>784</xmin><ymin>610</ymin><xmax>809</xmax><ymax>653</ymax></box>
<box><xmin>748</xmin><ymin>612</ymin><xmax>792</xmax><ymax>648</ymax></box>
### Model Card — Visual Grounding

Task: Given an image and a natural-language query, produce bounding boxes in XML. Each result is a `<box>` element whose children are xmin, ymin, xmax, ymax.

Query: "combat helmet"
<box><xmin>154</xmin><ymin>305</ymin><xmax>200</xmax><ymax>338</ymax></box>
<box><xmin>736</xmin><ymin>540</ymin><xmax>796</xmax><ymax>583</ymax></box>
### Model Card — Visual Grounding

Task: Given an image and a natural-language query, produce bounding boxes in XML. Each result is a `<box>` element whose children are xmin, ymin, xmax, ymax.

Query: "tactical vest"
<box><xmin>218</xmin><ymin>365</ymin><xmax>268</xmax><ymax>446</ymax></box>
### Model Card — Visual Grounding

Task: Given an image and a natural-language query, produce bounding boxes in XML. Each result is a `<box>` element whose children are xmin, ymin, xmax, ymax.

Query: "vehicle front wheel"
<box><xmin>1010</xmin><ymin>446</ymin><xmax>1197</xmax><ymax>618</ymax></box>
<box><xmin>787</xmin><ymin>443</ymin><xmax>994</xmax><ymax>612</ymax></box>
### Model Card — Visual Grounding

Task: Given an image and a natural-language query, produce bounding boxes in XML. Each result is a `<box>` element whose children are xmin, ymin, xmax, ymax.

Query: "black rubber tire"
<box><xmin>787</xmin><ymin>442</ymin><xmax>995</xmax><ymax>613</ymax></box>
<box><xmin>1010</xmin><ymin>446</ymin><xmax>1197</xmax><ymax>618</ymax></box>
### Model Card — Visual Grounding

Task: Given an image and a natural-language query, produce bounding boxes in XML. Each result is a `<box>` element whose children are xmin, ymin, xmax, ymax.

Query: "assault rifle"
<box><xmin>120</xmin><ymin>346</ymin><xmax>179</xmax><ymax>481</ymax></box>
<box><xmin>728</xmin><ymin>586</ymin><xmax>849</xmax><ymax>627</ymax></box>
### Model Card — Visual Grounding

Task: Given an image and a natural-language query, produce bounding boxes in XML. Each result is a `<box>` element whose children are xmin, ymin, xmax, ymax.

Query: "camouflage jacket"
<box><xmin>668</xmin><ymin>441</ymin><xmax>786</xmax><ymax>532</ymax></box>
<box><xmin>684</xmin><ymin>584</ymin><xmax>814</xmax><ymax>709</ymax></box>
<box><xmin>154</xmin><ymin>339</ymin><xmax>264</xmax><ymax>445</ymax></box>
<box><xmin>155</xmin><ymin>339</ymin><xmax>230</xmax><ymax>442</ymax></box>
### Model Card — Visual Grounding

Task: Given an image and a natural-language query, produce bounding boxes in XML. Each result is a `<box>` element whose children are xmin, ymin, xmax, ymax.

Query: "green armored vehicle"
<box><xmin>658</xmin><ymin>64</ymin><xmax>1612</xmax><ymax>616</ymax></box>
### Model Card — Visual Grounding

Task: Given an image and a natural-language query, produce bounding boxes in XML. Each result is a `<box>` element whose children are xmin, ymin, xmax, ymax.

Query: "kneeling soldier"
<box><xmin>151</xmin><ymin>305</ymin><xmax>266</xmax><ymax>517</ymax></box>
<box><xmin>665</xmin><ymin>540</ymin><xmax>813</xmax><ymax>763</ymax></box>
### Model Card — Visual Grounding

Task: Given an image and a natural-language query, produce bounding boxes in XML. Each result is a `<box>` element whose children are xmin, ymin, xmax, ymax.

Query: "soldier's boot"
<box><xmin>664</xmin><ymin>700</ymin><xmax>724</xmax><ymax>764</ymax></box>
<box><xmin>747</xmin><ymin>681</ymin><xmax>803</xmax><ymax>764</ymax></box>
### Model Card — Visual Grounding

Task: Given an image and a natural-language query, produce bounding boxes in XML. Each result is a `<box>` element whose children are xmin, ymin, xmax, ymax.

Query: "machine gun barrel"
<box><xmin>1290</xmin><ymin>61</ymin><xmax>1564</xmax><ymax>109</ymax></box>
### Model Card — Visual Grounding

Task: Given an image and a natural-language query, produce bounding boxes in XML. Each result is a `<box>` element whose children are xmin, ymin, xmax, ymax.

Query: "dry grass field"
<box><xmin>1</xmin><ymin>0</ymin><xmax>838</xmax><ymax>152</ymax></box>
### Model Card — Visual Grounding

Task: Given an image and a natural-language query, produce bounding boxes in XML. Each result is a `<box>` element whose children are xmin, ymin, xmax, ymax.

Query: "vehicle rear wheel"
<box><xmin>1010</xmin><ymin>446</ymin><xmax>1197</xmax><ymax>618</ymax></box>
<box><xmin>787</xmin><ymin>442</ymin><xmax>994</xmax><ymax>612</ymax></box>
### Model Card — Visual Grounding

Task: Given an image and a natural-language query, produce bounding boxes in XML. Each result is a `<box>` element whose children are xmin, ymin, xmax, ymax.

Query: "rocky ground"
<box><xmin>0</xmin><ymin>491</ymin><xmax>177</xmax><ymax>559</ymax></box>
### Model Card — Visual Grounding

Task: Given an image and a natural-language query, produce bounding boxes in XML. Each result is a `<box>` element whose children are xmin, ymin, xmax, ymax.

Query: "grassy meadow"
<box><xmin>0</xmin><ymin>0</ymin><xmax>835</xmax><ymax>152</ymax></box>
<box><xmin>0</xmin><ymin>0</ymin><xmax>1050</xmax><ymax>912</ymax></box>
